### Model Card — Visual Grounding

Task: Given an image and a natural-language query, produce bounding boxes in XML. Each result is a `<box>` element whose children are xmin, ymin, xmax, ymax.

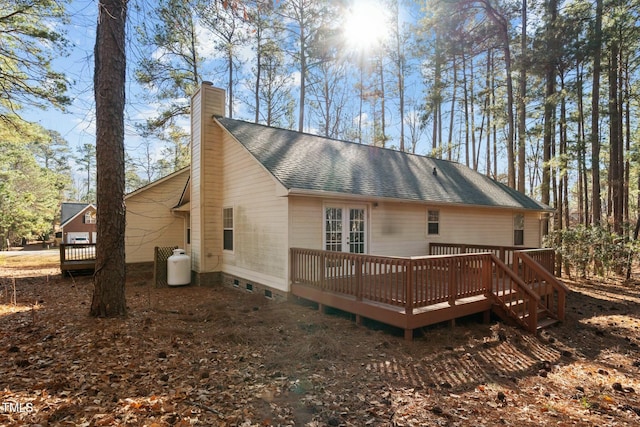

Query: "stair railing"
<box><xmin>489</xmin><ymin>254</ymin><xmax>540</xmax><ymax>332</ymax></box>
<box><xmin>514</xmin><ymin>251</ymin><xmax>570</xmax><ymax>321</ymax></box>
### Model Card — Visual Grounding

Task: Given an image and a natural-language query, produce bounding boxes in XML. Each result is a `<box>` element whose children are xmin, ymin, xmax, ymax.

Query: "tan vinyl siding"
<box><xmin>219</xmin><ymin>131</ymin><xmax>289</xmax><ymax>291</ymax></box>
<box><xmin>290</xmin><ymin>198</ymin><xmax>543</xmax><ymax>259</ymax></box>
<box><xmin>289</xmin><ymin>197</ymin><xmax>323</xmax><ymax>249</ymax></box>
<box><xmin>190</xmin><ymin>84</ymin><xmax>225</xmax><ymax>273</ymax></box>
<box><xmin>190</xmin><ymin>89</ymin><xmax>202</xmax><ymax>271</ymax></box>
<box><xmin>429</xmin><ymin>206</ymin><xmax>541</xmax><ymax>248</ymax></box>
<box><xmin>370</xmin><ymin>202</ymin><xmax>429</xmax><ymax>256</ymax></box>
<box><xmin>125</xmin><ymin>169</ymin><xmax>190</xmax><ymax>263</ymax></box>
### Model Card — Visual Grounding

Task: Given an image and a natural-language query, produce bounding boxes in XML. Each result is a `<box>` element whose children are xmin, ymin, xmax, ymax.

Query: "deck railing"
<box><xmin>291</xmin><ymin>248</ymin><xmax>493</xmax><ymax>315</ymax></box>
<box><xmin>59</xmin><ymin>243</ymin><xmax>96</xmax><ymax>274</ymax></box>
<box><xmin>60</xmin><ymin>243</ymin><xmax>96</xmax><ymax>262</ymax></box>
<box><xmin>290</xmin><ymin>247</ymin><xmax>567</xmax><ymax>335</ymax></box>
<box><xmin>429</xmin><ymin>243</ymin><xmax>535</xmax><ymax>267</ymax></box>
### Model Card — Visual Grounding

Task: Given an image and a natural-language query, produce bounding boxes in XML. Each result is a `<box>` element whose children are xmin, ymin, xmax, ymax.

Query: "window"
<box><xmin>223</xmin><ymin>207</ymin><xmax>233</xmax><ymax>251</ymax></box>
<box><xmin>84</xmin><ymin>211</ymin><xmax>96</xmax><ymax>224</ymax></box>
<box><xmin>427</xmin><ymin>210</ymin><xmax>439</xmax><ymax>235</ymax></box>
<box><xmin>514</xmin><ymin>213</ymin><xmax>524</xmax><ymax>246</ymax></box>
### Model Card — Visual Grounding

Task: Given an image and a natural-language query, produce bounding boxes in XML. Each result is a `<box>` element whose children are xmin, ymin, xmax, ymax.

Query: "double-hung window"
<box><xmin>427</xmin><ymin>210</ymin><xmax>440</xmax><ymax>235</ymax></box>
<box><xmin>514</xmin><ymin>213</ymin><xmax>524</xmax><ymax>246</ymax></box>
<box><xmin>223</xmin><ymin>207</ymin><xmax>233</xmax><ymax>251</ymax></box>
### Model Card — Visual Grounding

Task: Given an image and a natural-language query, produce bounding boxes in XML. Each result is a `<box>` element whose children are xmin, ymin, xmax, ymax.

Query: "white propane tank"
<box><xmin>167</xmin><ymin>249</ymin><xmax>191</xmax><ymax>286</ymax></box>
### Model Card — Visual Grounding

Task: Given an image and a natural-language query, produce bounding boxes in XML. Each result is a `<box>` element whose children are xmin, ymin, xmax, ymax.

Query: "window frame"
<box><xmin>223</xmin><ymin>207</ymin><xmax>234</xmax><ymax>251</ymax></box>
<box><xmin>513</xmin><ymin>213</ymin><xmax>525</xmax><ymax>246</ymax></box>
<box><xmin>84</xmin><ymin>211</ymin><xmax>96</xmax><ymax>224</ymax></box>
<box><xmin>427</xmin><ymin>209</ymin><xmax>440</xmax><ymax>236</ymax></box>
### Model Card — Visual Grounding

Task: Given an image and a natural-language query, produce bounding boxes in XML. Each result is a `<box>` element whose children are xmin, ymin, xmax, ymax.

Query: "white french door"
<box><xmin>324</xmin><ymin>205</ymin><xmax>367</xmax><ymax>254</ymax></box>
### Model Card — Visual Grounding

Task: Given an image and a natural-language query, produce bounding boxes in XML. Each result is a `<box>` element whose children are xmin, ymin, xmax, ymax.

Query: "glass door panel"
<box><xmin>349</xmin><ymin>208</ymin><xmax>365</xmax><ymax>254</ymax></box>
<box><xmin>325</xmin><ymin>207</ymin><xmax>343</xmax><ymax>251</ymax></box>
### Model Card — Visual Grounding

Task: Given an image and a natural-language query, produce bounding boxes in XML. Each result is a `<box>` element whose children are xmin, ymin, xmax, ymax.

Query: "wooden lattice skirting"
<box><xmin>154</xmin><ymin>246</ymin><xmax>178</xmax><ymax>288</ymax></box>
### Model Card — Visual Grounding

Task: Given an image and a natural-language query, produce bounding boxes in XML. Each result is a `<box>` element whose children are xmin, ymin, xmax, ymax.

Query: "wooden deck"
<box><xmin>60</xmin><ymin>243</ymin><xmax>96</xmax><ymax>274</ymax></box>
<box><xmin>290</xmin><ymin>246</ymin><xmax>568</xmax><ymax>340</ymax></box>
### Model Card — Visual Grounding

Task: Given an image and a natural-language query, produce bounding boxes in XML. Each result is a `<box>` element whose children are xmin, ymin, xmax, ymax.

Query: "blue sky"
<box><xmin>20</xmin><ymin>0</ymin><xmax>435</xmax><ymax>186</ymax></box>
<box><xmin>22</xmin><ymin>1</ymin><xmax>161</xmax><ymax>161</ymax></box>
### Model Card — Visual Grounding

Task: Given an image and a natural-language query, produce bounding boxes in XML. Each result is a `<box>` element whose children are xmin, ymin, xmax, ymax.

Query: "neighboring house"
<box><xmin>60</xmin><ymin>203</ymin><xmax>97</xmax><ymax>244</ymax></box>
<box><xmin>125</xmin><ymin>82</ymin><xmax>553</xmax><ymax>299</ymax></box>
<box><xmin>125</xmin><ymin>168</ymin><xmax>190</xmax><ymax>264</ymax></box>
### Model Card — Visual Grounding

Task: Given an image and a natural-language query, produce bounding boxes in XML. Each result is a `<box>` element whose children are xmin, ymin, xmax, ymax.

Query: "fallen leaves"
<box><xmin>1</xmin><ymin>263</ymin><xmax>640</xmax><ymax>426</ymax></box>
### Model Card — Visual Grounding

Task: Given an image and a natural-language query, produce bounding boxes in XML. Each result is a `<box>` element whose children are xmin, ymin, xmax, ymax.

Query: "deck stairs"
<box><xmin>489</xmin><ymin>251</ymin><xmax>568</xmax><ymax>333</ymax></box>
<box><xmin>491</xmin><ymin>287</ymin><xmax>560</xmax><ymax>331</ymax></box>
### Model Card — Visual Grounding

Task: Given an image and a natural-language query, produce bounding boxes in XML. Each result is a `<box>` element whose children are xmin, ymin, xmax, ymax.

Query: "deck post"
<box><xmin>482</xmin><ymin>255</ymin><xmax>493</xmax><ymax>295</ymax></box>
<box><xmin>448</xmin><ymin>258</ymin><xmax>456</xmax><ymax>306</ymax></box>
<box><xmin>557</xmin><ymin>290</ymin><xmax>566</xmax><ymax>321</ymax></box>
<box><xmin>405</xmin><ymin>260</ymin><xmax>413</xmax><ymax>316</ymax></box>
<box><xmin>355</xmin><ymin>258</ymin><xmax>362</xmax><ymax>301</ymax></box>
<box><xmin>59</xmin><ymin>244</ymin><xmax>66</xmax><ymax>264</ymax></box>
<box><xmin>404</xmin><ymin>329</ymin><xmax>413</xmax><ymax>341</ymax></box>
<box><xmin>319</xmin><ymin>252</ymin><xmax>325</xmax><ymax>289</ymax></box>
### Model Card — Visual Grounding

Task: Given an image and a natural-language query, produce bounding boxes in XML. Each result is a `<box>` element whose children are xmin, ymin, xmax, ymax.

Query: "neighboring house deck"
<box><xmin>59</xmin><ymin>243</ymin><xmax>96</xmax><ymax>275</ymax></box>
<box><xmin>290</xmin><ymin>244</ymin><xmax>568</xmax><ymax>340</ymax></box>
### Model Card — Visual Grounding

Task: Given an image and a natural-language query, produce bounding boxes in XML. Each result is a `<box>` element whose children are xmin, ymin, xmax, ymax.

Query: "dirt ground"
<box><xmin>0</xmin><ymin>255</ymin><xmax>639</xmax><ymax>426</ymax></box>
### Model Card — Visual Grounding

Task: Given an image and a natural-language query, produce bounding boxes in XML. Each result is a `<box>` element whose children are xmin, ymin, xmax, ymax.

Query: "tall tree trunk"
<box><xmin>379</xmin><ymin>59</ymin><xmax>387</xmax><ymax>147</ymax></box>
<box><xmin>254</xmin><ymin>30</ymin><xmax>262</xmax><ymax>123</ymax></box>
<box><xmin>228</xmin><ymin>51</ymin><xmax>234</xmax><ymax>118</ymax></box>
<box><xmin>609</xmin><ymin>39</ymin><xmax>622</xmax><ymax>234</ymax></box>
<box><xmin>91</xmin><ymin>0</ymin><xmax>127</xmax><ymax>317</ymax></box>
<box><xmin>298</xmin><ymin>17</ymin><xmax>306</xmax><ymax>132</ymax></box>
<box><xmin>491</xmin><ymin>52</ymin><xmax>497</xmax><ymax>179</ymax></box>
<box><xmin>576</xmin><ymin>60</ymin><xmax>587</xmax><ymax>225</ymax></box>
<box><xmin>541</xmin><ymin>0</ymin><xmax>558</xmax><ymax>237</ymax></box>
<box><xmin>447</xmin><ymin>55</ymin><xmax>457</xmax><ymax>161</ymax></box>
<box><xmin>624</xmin><ymin>52</ymin><xmax>631</xmax><ymax>230</ymax></box>
<box><xmin>462</xmin><ymin>51</ymin><xmax>470</xmax><ymax>167</ymax></box>
<box><xmin>517</xmin><ymin>0</ymin><xmax>527</xmax><ymax>193</ymax></box>
<box><xmin>591</xmin><ymin>0</ymin><xmax>603</xmax><ymax>226</ymax></box>
<box><xmin>433</xmin><ymin>33</ymin><xmax>442</xmax><ymax>154</ymax></box>
<box><xmin>482</xmin><ymin>3</ymin><xmax>515</xmax><ymax>187</ymax></box>
<box><xmin>392</xmin><ymin>0</ymin><xmax>405</xmax><ymax>151</ymax></box>
<box><xmin>469</xmin><ymin>55</ymin><xmax>477</xmax><ymax>170</ymax></box>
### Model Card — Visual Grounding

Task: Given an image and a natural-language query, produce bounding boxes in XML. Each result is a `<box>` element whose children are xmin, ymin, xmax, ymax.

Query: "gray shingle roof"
<box><xmin>216</xmin><ymin>117</ymin><xmax>551</xmax><ymax>211</ymax></box>
<box><xmin>60</xmin><ymin>203</ymin><xmax>92</xmax><ymax>225</ymax></box>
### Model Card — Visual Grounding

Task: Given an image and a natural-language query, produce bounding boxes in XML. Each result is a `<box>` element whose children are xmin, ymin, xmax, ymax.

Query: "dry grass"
<box><xmin>0</xmin><ymin>251</ymin><xmax>59</xmax><ymax>270</ymax></box>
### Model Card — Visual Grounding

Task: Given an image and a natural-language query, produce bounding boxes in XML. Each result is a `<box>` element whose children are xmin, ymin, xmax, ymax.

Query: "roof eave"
<box><xmin>285</xmin><ymin>188</ymin><xmax>553</xmax><ymax>212</ymax></box>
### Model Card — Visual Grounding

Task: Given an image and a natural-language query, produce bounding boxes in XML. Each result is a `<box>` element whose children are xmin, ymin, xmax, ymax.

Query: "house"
<box><xmin>60</xmin><ymin>203</ymin><xmax>97</xmax><ymax>244</ymax></box>
<box><xmin>126</xmin><ymin>82</ymin><xmax>553</xmax><ymax>298</ymax></box>
<box><xmin>125</xmin><ymin>168</ymin><xmax>190</xmax><ymax>264</ymax></box>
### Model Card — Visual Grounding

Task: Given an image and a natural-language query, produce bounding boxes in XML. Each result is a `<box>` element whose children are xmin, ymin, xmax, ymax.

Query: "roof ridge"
<box><xmin>214</xmin><ymin>116</ymin><xmax>463</xmax><ymax>166</ymax></box>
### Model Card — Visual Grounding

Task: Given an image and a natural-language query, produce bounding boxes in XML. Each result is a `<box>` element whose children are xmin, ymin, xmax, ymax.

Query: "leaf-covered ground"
<box><xmin>0</xmin><ymin>254</ymin><xmax>639</xmax><ymax>426</ymax></box>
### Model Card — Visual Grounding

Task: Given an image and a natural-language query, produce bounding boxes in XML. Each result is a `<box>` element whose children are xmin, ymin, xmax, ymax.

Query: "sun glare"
<box><xmin>343</xmin><ymin>0</ymin><xmax>389</xmax><ymax>52</ymax></box>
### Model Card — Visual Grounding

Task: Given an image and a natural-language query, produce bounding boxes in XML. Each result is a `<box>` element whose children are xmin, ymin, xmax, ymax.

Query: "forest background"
<box><xmin>1</xmin><ymin>0</ymin><xmax>639</xmax><ymax>273</ymax></box>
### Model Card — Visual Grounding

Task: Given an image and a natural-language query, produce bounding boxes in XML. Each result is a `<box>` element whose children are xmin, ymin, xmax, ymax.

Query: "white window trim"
<box><xmin>513</xmin><ymin>213</ymin><xmax>525</xmax><ymax>246</ymax></box>
<box><xmin>85</xmin><ymin>211</ymin><xmax>96</xmax><ymax>224</ymax></box>
<box><xmin>427</xmin><ymin>209</ymin><xmax>440</xmax><ymax>236</ymax></box>
<box><xmin>223</xmin><ymin>206</ymin><xmax>234</xmax><ymax>252</ymax></box>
